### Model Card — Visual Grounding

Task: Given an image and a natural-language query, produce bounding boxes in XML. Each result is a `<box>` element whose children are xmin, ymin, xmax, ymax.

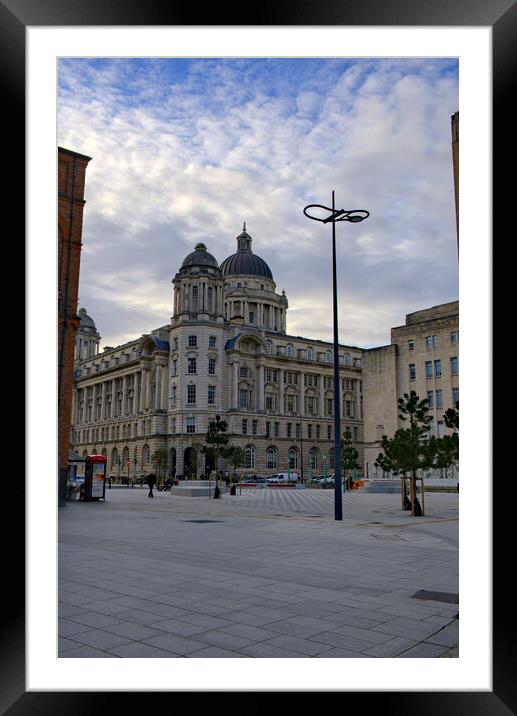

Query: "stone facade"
<box><xmin>72</xmin><ymin>227</ymin><xmax>364</xmax><ymax>482</ymax></box>
<box><xmin>362</xmin><ymin>301</ymin><xmax>459</xmax><ymax>479</ymax></box>
<box><xmin>58</xmin><ymin>146</ymin><xmax>91</xmax><ymax>497</ymax></box>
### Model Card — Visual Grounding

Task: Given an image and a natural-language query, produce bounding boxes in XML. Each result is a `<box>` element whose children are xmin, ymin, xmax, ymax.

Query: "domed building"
<box><xmin>75</xmin><ymin>308</ymin><xmax>101</xmax><ymax>363</ymax></box>
<box><xmin>71</xmin><ymin>224</ymin><xmax>366</xmax><ymax>481</ymax></box>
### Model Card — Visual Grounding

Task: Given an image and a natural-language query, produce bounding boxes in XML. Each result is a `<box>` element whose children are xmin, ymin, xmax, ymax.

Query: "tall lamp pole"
<box><xmin>303</xmin><ymin>193</ymin><xmax>369</xmax><ymax>520</ymax></box>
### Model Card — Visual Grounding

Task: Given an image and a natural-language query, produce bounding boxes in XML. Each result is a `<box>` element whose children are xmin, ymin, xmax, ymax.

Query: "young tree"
<box><xmin>428</xmin><ymin>404</ymin><xmax>459</xmax><ymax>475</ymax></box>
<box><xmin>341</xmin><ymin>428</ymin><xmax>359</xmax><ymax>491</ymax></box>
<box><xmin>151</xmin><ymin>448</ymin><xmax>168</xmax><ymax>486</ymax></box>
<box><xmin>375</xmin><ymin>391</ymin><xmax>433</xmax><ymax>516</ymax></box>
<box><xmin>201</xmin><ymin>414</ymin><xmax>229</xmax><ymax>483</ymax></box>
<box><xmin>224</xmin><ymin>445</ymin><xmax>245</xmax><ymax>483</ymax></box>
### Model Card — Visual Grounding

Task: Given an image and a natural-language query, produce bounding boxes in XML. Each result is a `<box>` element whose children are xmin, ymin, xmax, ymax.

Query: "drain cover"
<box><xmin>182</xmin><ymin>519</ymin><xmax>223</xmax><ymax>524</ymax></box>
<box><xmin>411</xmin><ymin>590</ymin><xmax>459</xmax><ymax>604</ymax></box>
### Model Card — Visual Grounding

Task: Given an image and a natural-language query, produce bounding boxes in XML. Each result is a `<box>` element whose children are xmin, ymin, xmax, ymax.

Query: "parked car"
<box><xmin>255</xmin><ymin>477</ymin><xmax>267</xmax><ymax>484</ymax></box>
<box><xmin>241</xmin><ymin>477</ymin><xmax>258</xmax><ymax>484</ymax></box>
<box><xmin>267</xmin><ymin>472</ymin><xmax>299</xmax><ymax>484</ymax></box>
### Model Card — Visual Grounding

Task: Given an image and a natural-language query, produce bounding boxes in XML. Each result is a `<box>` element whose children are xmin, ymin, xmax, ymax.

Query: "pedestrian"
<box><xmin>146</xmin><ymin>473</ymin><xmax>157</xmax><ymax>498</ymax></box>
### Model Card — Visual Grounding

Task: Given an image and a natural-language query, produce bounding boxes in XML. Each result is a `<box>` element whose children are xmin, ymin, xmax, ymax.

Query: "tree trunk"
<box><xmin>411</xmin><ymin>470</ymin><xmax>416</xmax><ymax>516</ymax></box>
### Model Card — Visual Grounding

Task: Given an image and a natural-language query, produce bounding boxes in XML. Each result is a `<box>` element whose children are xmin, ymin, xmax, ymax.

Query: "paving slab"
<box><xmin>59</xmin><ymin>488</ymin><xmax>458</xmax><ymax>658</ymax></box>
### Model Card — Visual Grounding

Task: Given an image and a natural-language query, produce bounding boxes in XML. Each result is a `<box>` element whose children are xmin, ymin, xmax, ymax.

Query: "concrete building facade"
<box><xmin>362</xmin><ymin>301</ymin><xmax>459</xmax><ymax>480</ymax></box>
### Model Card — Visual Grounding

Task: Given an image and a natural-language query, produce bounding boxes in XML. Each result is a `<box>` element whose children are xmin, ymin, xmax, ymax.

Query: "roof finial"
<box><xmin>243</xmin><ymin>221</ymin><xmax>247</xmax><ymax>232</ymax></box>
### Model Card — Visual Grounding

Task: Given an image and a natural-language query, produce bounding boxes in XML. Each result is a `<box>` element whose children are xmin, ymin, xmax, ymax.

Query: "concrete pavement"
<box><xmin>58</xmin><ymin>486</ymin><xmax>459</xmax><ymax>658</ymax></box>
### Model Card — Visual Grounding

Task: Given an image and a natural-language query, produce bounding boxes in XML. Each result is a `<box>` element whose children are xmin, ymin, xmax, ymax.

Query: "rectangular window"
<box><xmin>272</xmin><ymin>370</ymin><xmax>278</xmax><ymax>383</ymax></box>
<box><xmin>409</xmin><ymin>363</ymin><xmax>416</xmax><ymax>381</ymax></box>
<box><xmin>353</xmin><ymin>426</ymin><xmax>358</xmax><ymax>442</ymax></box>
<box><xmin>408</xmin><ymin>339</ymin><xmax>415</xmax><ymax>351</ymax></box>
<box><xmin>287</xmin><ymin>423</ymin><xmax>292</xmax><ymax>438</ymax></box>
<box><xmin>296</xmin><ymin>423</ymin><xmax>301</xmax><ymax>438</ymax></box>
<box><xmin>208</xmin><ymin>358</ymin><xmax>216</xmax><ymax>375</ymax></box>
<box><xmin>326</xmin><ymin>398</ymin><xmax>333</xmax><ymax>415</ymax></box>
<box><xmin>316</xmin><ymin>425</ymin><xmax>321</xmax><ymax>440</ymax></box>
<box><xmin>265</xmin><ymin>421</ymin><xmax>271</xmax><ymax>438</ymax></box>
<box><xmin>249</xmin><ymin>311</ymin><xmax>254</xmax><ymax>323</ymax></box>
<box><xmin>287</xmin><ymin>395</ymin><xmax>295</xmax><ymax>412</ymax></box>
<box><xmin>240</xmin><ymin>367</ymin><xmax>248</xmax><ymax>378</ymax></box>
<box><xmin>308</xmin><ymin>424</ymin><xmax>312</xmax><ymax>439</ymax></box>
<box><xmin>327</xmin><ymin>425</ymin><xmax>331</xmax><ymax>440</ymax></box>
<box><xmin>192</xmin><ymin>285</ymin><xmax>199</xmax><ymax>311</ymax></box>
<box><xmin>452</xmin><ymin>387</ymin><xmax>459</xmax><ymax>406</ymax></box>
<box><xmin>172</xmin><ymin>386</ymin><xmax>176</xmax><ymax>405</ymax></box>
<box><xmin>436</xmin><ymin>389</ymin><xmax>443</xmax><ymax>408</ymax></box>
<box><xmin>208</xmin><ymin>335</ymin><xmax>216</xmax><ymax>348</ymax></box>
<box><xmin>437</xmin><ymin>420</ymin><xmax>445</xmax><ymax>437</ymax></box>
<box><xmin>188</xmin><ymin>335</ymin><xmax>197</xmax><ymax>347</ymax></box>
<box><xmin>188</xmin><ymin>358</ymin><xmax>197</xmax><ymax>374</ymax></box>
<box><xmin>427</xmin><ymin>390</ymin><xmax>434</xmax><ymax>408</ymax></box>
<box><xmin>187</xmin><ymin>385</ymin><xmax>196</xmax><ymax>404</ymax></box>
<box><xmin>451</xmin><ymin>331</ymin><xmax>458</xmax><ymax>344</ymax></box>
<box><xmin>451</xmin><ymin>356</ymin><xmax>459</xmax><ymax>375</ymax></box>
<box><xmin>426</xmin><ymin>335</ymin><xmax>438</xmax><ymax>348</ymax></box>
<box><xmin>208</xmin><ymin>386</ymin><xmax>215</xmax><ymax>405</ymax></box>
<box><xmin>434</xmin><ymin>359</ymin><xmax>442</xmax><ymax>377</ymax></box>
<box><xmin>274</xmin><ymin>422</ymin><xmax>279</xmax><ymax>437</ymax></box>
<box><xmin>171</xmin><ymin>418</ymin><xmax>176</xmax><ymax>434</ymax></box>
<box><xmin>172</xmin><ymin>360</ymin><xmax>177</xmax><ymax>376</ymax></box>
<box><xmin>242</xmin><ymin>419</ymin><xmax>248</xmax><ymax>435</ymax></box>
<box><xmin>252</xmin><ymin>419</ymin><xmax>258</xmax><ymax>436</ymax></box>
<box><xmin>425</xmin><ymin>361</ymin><xmax>433</xmax><ymax>378</ymax></box>
<box><xmin>186</xmin><ymin>417</ymin><xmax>195</xmax><ymax>434</ymax></box>
<box><xmin>265</xmin><ymin>394</ymin><xmax>273</xmax><ymax>410</ymax></box>
<box><xmin>239</xmin><ymin>389</ymin><xmax>248</xmax><ymax>408</ymax></box>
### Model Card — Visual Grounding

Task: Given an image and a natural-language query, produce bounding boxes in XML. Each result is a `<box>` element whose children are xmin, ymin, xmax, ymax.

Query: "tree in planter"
<box><xmin>201</xmin><ymin>415</ymin><xmax>229</xmax><ymax>494</ymax></box>
<box><xmin>224</xmin><ymin>445</ymin><xmax>245</xmax><ymax>486</ymax></box>
<box><xmin>151</xmin><ymin>448</ymin><xmax>168</xmax><ymax>487</ymax></box>
<box><xmin>428</xmin><ymin>404</ymin><xmax>459</xmax><ymax>478</ymax></box>
<box><xmin>375</xmin><ymin>391</ymin><xmax>433</xmax><ymax>516</ymax></box>
<box><xmin>341</xmin><ymin>428</ymin><xmax>359</xmax><ymax>491</ymax></box>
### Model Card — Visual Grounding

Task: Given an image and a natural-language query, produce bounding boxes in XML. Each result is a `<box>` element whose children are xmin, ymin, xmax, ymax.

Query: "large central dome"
<box><xmin>220</xmin><ymin>224</ymin><xmax>273</xmax><ymax>280</ymax></box>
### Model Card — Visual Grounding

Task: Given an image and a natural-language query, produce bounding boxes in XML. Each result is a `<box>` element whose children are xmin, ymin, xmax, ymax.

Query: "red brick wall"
<box><xmin>58</xmin><ymin>147</ymin><xmax>91</xmax><ymax>482</ymax></box>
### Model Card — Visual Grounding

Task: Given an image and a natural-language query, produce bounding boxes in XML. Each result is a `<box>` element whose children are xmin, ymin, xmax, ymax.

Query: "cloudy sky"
<box><xmin>58</xmin><ymin>57</ymin><xmax>459</xmax><ymax>350</ymax></box>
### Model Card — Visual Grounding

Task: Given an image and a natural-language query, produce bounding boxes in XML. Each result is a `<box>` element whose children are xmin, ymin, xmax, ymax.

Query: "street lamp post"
<box><xmin>303</xmin><ymin>193</ymin><xmax>369</xmax><ymax>520</ymax></box>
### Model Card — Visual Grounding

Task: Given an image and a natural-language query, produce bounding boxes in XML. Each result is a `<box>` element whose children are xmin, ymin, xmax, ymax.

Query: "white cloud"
<box><xmin>59</xmin><ymin>58</ymin><xmax>458</xmax><ymax>348</ymax></box>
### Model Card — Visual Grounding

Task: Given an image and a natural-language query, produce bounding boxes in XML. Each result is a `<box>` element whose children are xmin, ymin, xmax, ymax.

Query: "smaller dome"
<box><xmin>78</xmin><ymin>308</ymin><xmax>96</xmax><ymax>328</ymax></box>
<box><xmin>180</xmin><ymin>243</ymin><xmax>220</xmax><ymax>272</ymax></box>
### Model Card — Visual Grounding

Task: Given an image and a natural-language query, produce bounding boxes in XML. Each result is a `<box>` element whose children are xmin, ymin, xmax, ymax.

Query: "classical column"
<box><xmin>232</xmin><ymin>360</ymin><xmax>239</xmax><ymax>409</ymax></box>
<box><xmin>154</xmin><ymin>365</ymin><xmax>161</xmax><ymax>410</ymax></box>
<box><xmin>101</xmin><ymin>382</ymin><xmax>107</xmax><ymax>419</ymax></box>
<box><xmin>161</xmin><ymin>364</ymin><xmax>168</xmax><ymax>409</ymax></box>
<box><xmin>111</xmin><ymin>379</ymin><xmax>116</xmax><ymax>418</ymax></box>
<box><xmin>258</xmin><ymin>364</ymin><xmax>265</xmax><ymax>411</ymax></box>
<box><xmin>299</xmin><ymin>375</ymin><xmax>305</xmax><ymax>417</ymax></box>
<box><xmin>279</xmin><ymin>368</ymin><xmax>285</xmax><ymax>414</ymax></box>
<box><xmin>319</xmin><ymin>379</ymin><xmax>325</xmax><ymax>417</ymax></box>
<box><xmin>122</xmin><ymin>375</ymin><xmax>127</xmax><ymax>416</ymax></box>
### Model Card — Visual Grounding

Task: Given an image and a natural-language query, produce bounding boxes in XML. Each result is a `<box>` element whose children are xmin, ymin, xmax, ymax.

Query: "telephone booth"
<box><xmin>82</xmin><ymin>455</ymin><xmax>107</xmax><ymax>501</ymax></box>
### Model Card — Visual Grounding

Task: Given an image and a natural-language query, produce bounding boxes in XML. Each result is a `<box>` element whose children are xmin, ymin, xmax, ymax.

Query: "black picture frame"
<box><xmin>8</xmin><ymin>0</ymin><xmax>511</xmax><ymax>711</ymax></box>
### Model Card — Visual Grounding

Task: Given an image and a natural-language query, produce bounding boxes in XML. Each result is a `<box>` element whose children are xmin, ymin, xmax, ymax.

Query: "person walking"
<box><xmin>146</xmin><ymin>473</ymin><xmax>157</xmax><ymax>498</ymax></box>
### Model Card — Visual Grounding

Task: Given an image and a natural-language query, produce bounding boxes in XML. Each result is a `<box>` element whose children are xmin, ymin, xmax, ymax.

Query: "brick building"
<box><xmin>58</xmin><ymin>146</ymin><xmax>91</xmax><ymax>503</ymax></box>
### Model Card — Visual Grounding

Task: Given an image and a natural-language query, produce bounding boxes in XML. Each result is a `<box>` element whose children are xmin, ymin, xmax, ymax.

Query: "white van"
<box><xmin>267</xmin><ymin>472</ymin><xmax>298</xmax><ymax>484</ymax></box>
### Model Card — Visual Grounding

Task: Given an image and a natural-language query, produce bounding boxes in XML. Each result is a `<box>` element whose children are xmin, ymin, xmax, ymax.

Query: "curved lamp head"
<box><xmin>303</xmin><ymin>204</ymin><xmax>369</xmax><ymax>224</ymax></box>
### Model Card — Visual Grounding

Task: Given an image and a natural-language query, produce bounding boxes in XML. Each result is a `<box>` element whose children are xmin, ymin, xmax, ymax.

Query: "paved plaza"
<box><xmin>58</xmin><ymin>485</ymin><xmax>459</xmax><ymax>658</ymax></box>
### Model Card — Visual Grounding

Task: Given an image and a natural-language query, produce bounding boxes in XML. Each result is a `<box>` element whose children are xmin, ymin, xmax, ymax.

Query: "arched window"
<box><xmin>309</xmin><ymin>448</ymin><xmax>319</xmax><ymax>471</ymax></box>
<box><xmin>111</xmin><ymin>447</ymin><xmax>119</xmax><ymax>471</ymax></box>
<box><xmin>325</xmin><ymin>350</ymin><xmax>332</xmax><ymax>363</ymax></box>
<box><xmin>344</xmin><ymin>353</ymin><xmax>351</xmax><ymax>366</ymax></box>
<box><xmin>266</xmin><ymin>341</ymin><xmax>272</xmax><ymax>354</ymax></box>
<box><xmin>266</xmin><ymin>447</ymin><xmax>277</xmax><ymax>470</ymax></box>
<box><xmin>122</xmin><ymin>446</ymin><xmax>129</xmax><ymax>465</ymax></box>
<box><xmin>286</xmin><ymin>344</ymin><xmax>294</xmax><ymax>358</ymax></box>
<box><xmin>306</xmin><ymin>347</ymin><xmax>313</xmax><ymax>361</ymax></box>
<box><xmin>245</xmin><ymin>445</ymin><xmax>255</xmax><ymax>469</ymax></box>
<box><xmin>288</xmin><ymin>447</ymin><xmax>298</xmax><ymax>470</ymax></box>
<box><xmin>143</xmin><ymin>444</ymin><xmax>150</xmax><ymax>464</ymax></box>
